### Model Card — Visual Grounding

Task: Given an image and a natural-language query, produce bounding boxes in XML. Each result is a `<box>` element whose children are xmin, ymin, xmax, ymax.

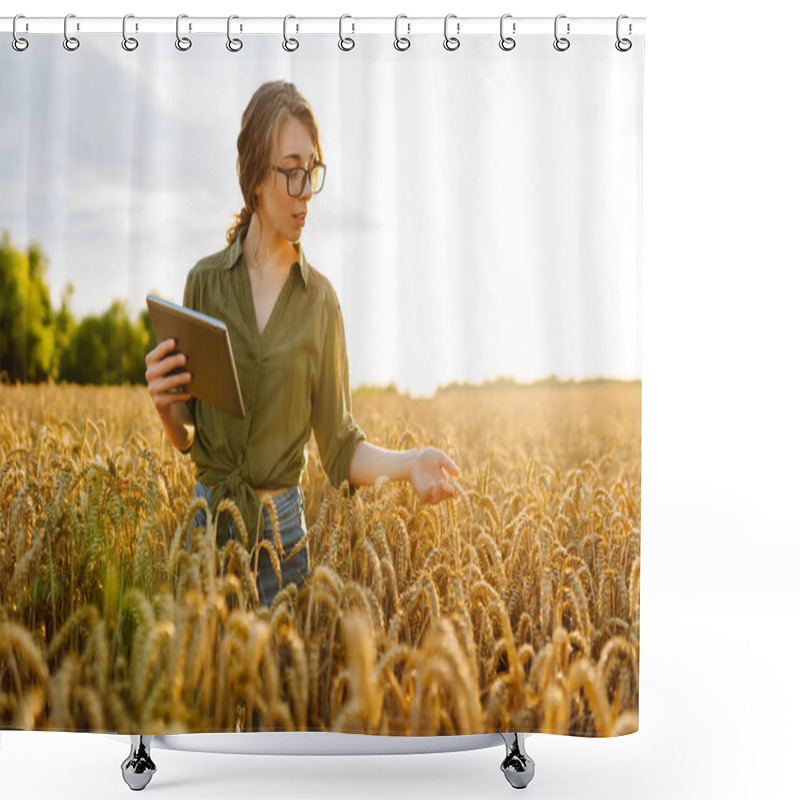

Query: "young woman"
<box><xmin>145</xmin><ymin>80</ymin><xmax>460</xmax><ymax>606</ymax></box>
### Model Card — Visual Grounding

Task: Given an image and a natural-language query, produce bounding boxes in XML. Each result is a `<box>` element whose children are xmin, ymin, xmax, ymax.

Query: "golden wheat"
<box><xmin>0</xmin><ymin>380</ymin><xmax>639</xmax><ymax>736</ymax></box>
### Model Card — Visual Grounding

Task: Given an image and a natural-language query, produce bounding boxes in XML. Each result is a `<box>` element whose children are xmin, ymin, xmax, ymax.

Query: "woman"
<box><xmin>145</xmin><ymin>80</ymin><xmax>460</xmax><ymax>606</ymax></box>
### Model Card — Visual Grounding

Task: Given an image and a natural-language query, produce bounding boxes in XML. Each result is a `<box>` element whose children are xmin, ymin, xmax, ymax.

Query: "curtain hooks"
<box><xmin>615</xmin><ymin>15</ymin><xmax>632</xmax><ymax>51</ymax></box>
<box><xmin>122</xmin><ymin>14</ymin><xmax>138</xmax><ymax>51</ymax></box>
<box><xmin>283</xmin><ymin>15</ymin><xmax>299</xmax><ymax>51</ymax></box>
<box><xmin>12</xmin><ymin>15</ymin><xmax>29</xmax><ymax>51</ymax></box>
<box><xmin>394</xmin><ymin>14</ymin><xmax>411</xmax><ymax>51</ymax></box>
<box><xmin>338</xmin><ymin>14</ymin><xmax>355</xmax><ymax>51</ymax></box>
<box><xmin>500</xmin><ymin>14</ymin><xmax>516</xmax><ymax>51</ymax></box>
<box><xmin>63</xmin><ymin>13</ymin><xmax>80</xmax><ymax>51</ymax></box>
<box><xmin>553</xmin><ymin>14</ymin><xmax>570</xmax><ymax>51</ymax></box>
<box><xmin>444</xmin><ymin>13</ymin><xmax>460</xmax><ymax>51</ymax></box>
<box><xmin>176</xmin><ymin>14</ymin><xmax>192</xmax><ymax>50</ymax></box>
<box><xmin>227</xmin><ymin>15</ymin><xmax>243</xmax><ymax>51</ymax></box>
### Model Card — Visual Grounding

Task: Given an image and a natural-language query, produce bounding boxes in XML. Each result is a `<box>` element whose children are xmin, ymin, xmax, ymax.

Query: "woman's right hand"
<box><xmin>145</xmin><ymin>338</ymin><xmax>192</xmax><ymax>416</ymax></box>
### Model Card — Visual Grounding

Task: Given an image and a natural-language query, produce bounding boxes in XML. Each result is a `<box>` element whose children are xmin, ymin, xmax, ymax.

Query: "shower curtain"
<box><xmin>0</xmin><ymin>18</ymin><xmax>643</xmax><ymax>738</ymax></box>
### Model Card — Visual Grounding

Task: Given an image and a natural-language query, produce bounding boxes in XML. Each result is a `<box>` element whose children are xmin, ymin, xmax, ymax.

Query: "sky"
<box><xmin>1</xmin><ymin>31</ymin><xmax>642</xmax><ymax>397</ymax></box>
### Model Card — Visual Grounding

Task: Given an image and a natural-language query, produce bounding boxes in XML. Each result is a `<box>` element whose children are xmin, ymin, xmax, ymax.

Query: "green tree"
<box><xmin>60</xmin><ymin>299</ymin><xmax>152</xmax><ymax>385</ymax></box>
<box><xmin>139</xmin><ymin>305</ymin><xmax>157</xmax><ymax>366</ymax></box>
<box><xmin>2</xmin><ymin>231</ymin><xmax>160</xmax><ymax>385</ymax></box>
<box><xmin>0</xmin><ymin>231</ymin><xmax>57</xmax><ymax>382</ymax></box>
<box><xmin>53</xmin><ymin>283</ymin><xmax>77</xmax><ymax>381</ymax></box>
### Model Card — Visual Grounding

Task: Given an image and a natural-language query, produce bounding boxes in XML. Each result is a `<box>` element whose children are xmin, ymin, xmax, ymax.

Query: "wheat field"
<box><xmin>0</xmin><ymin>380</ymin><xmax>640</xmax><ymax>737</ymax></box>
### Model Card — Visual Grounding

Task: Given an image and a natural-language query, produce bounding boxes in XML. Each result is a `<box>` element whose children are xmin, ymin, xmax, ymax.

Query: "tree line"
<box><xmin>0</xmin><ymin>232</ymin><xmax>156</xmax><ymax>385</ymax></box>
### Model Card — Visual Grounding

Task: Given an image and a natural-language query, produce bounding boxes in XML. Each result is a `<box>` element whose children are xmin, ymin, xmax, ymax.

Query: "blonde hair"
<box><xmin>226</xmin><ymin>80</ymin><xmax>323</xmax><ymax>246</ymax></box>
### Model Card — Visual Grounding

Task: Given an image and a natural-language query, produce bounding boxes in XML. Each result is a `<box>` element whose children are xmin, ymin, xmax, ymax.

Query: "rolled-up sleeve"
<box><xmin>311</xmin><ymin>296</ymin><xmax>366</xmax><ymax>493</ymax></box>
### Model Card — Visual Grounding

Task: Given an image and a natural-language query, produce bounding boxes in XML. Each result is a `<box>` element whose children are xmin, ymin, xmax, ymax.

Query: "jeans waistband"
<box><xmin>194</xmin><ymin>480</ymin><xmax>303</xmax><ymax>518</ymax></box>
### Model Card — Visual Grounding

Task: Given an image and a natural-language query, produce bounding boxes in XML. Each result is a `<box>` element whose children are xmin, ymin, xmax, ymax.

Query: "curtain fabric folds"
<box><xmin>1</xmin><ymin>28</ymin><xmax>644</xmax><ymax>737</ymax></box>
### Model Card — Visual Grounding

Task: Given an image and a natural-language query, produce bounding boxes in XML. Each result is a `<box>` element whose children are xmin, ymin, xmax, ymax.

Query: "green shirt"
<box><xmin>181</xmin><ymin>227</ymin><xmax>366</xmax><ymax>548</ymax></box>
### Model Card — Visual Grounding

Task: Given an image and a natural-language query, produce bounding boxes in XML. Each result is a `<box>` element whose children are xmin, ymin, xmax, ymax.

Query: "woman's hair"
<box><xmin>226</xmin><ymin>80</ymin><xmax>323</xmax><ymax>246</ymax></box>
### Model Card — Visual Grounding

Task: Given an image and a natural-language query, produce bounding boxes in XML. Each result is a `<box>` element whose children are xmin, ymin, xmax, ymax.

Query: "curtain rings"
<box><xmin>12</xmin><ymin>15</ymin><xmax>29</xmax><ymax>51</ymax></box>
<box><xmin>283</xmin><ymin>15</ymin><xmax>299</xmax><ymax>51</ymax></box>
<box><xmin>63</xmin><ymin>13</ymin><xmax>80</xmax><ymax>51</ymax></box>
<box><xmin>500</xmin><ymin>14</ymin><xmax>516</xmax><ymax>51</ymax></box>
<box><xmin>338</xmin><ymin>15</ymin><xmax>355</xmax><ymax>51</ymax></box>
<box><xmin>11</xmin><ymin>13</ymin><xmax>633</xmax><ymax>56</ymax></box>
<box><xmin>553</xmin><ymin>14</ymin><xmax>570</xmax><ymax>51</ymax></box>
<box><xmin>615</xmin><ymin>15</ymin><xmax>632</xmax><ymax>52</ymax></box>
<box><xmin>122</xmin><ymin>14</ymin><xmax>138</xmax><ymax>51</ymax></box>
<box><xmin>175</xmin><ymin>14</ymin><xmax>192</xmax><ymax>50</ymax></box>
<box><xmin>226</xmin><ymin>15</ymin><xmax>243</xmax><ymax>51</ymax></box>
<box><xmin>394</xmin><ymin>15</ymin><xmax>411</xmax><ymax>51</ymax></box>
<box><xmin>444</xmin><ymin>14</ymin><xmax>460</xmax><ymax>51</ymax></box>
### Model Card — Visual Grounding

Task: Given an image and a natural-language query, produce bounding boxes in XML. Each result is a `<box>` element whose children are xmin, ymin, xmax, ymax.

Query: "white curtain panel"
<box><xmin>3</xmin><ymin>32</ymin><xmax>642</xmax><ymax>395</ymax></box>
<box><xmin>1</xmin><ymin>24</ymin><xmax>643</xmax><ymax>751</ymax></box>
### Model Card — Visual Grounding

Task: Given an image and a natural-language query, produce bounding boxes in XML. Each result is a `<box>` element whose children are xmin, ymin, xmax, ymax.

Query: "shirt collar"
<box><xmin>224</xmin><ymin>225</ymin><xmax>310</xmax><ymax>289</ymax></box>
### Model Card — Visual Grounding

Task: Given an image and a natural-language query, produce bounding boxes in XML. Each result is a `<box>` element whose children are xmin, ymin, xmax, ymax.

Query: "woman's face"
<box><xmin>255</xmin><ymin>115</ymin><xmax>316</xmax><ymax>244</ymax></box>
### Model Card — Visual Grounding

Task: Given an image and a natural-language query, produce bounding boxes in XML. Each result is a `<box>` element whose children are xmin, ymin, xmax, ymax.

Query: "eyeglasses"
<box><xmin>271</xmin><ymin>162</ymin><xmax>326</xmax><ymax>197</ymax></box>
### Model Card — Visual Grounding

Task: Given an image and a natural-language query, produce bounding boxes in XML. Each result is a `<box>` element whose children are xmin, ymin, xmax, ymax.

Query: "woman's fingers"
<box><xmin>150</xmin><ymin>373</ymin><xmax>192</xmax><ymax>409</ymax></box>
<box><xmin>436</xmin><ymin>451</ymin><xmax>460</xmax><ymax>500</ymax></box>
<box><xmin>440</xmin><ymin>452</ymin><xmax>460</xmax><ymax>477</ymax></box>
<box><xmin>427</xmin><ymin>476</ymin><xmax>457</xmax><ymax>504</ymax></box>
<box><xmin>146</xmin><ymin>337</ymin><xmax>177</xmax><ymax>366</ymax></box>
<box><xmin>411</xmin><ymin>447</ymin><xmax>460</xmax><ymax>504</ymax></box>
<box><xmin>439</xmin><ymin>480</ymin><xmax>457</xmax><ymax>501</ymax></box>
<box><xmin>427</xmin><ymin>481</ymin><xmax>456</xmax><ymax>504</ymax></box>
<box><xmin>145</xmin><ymin>339</ymin><xmax>192</xmax><ymax>409</ymax></box>
<box><xmin>146</xmin><ymin>340</ymin><xmax>187</xmax><ymax>381</ymax></box>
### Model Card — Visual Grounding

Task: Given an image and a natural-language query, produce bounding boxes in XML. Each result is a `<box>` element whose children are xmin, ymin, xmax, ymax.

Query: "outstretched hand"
<box><xmin>409</xmin><ymin>447</ymin><xmax>461</xmax><ymax>504</ymax></box>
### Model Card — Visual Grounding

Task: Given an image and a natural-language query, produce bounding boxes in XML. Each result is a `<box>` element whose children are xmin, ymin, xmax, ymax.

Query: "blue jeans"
<box><xmin>190</xmin><ymin>480</ymin><xmax>310</xmax><ymax>607</ymax></box>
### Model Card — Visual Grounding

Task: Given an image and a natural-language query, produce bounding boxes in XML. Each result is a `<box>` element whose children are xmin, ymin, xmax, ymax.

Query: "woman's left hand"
<box><xmin>409</xmin><ymin>447</ymin><xmax>461</xmax><ymax>504</ymax></box>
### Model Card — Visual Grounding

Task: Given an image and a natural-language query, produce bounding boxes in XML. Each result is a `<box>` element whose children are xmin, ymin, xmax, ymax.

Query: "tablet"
<box><xmin>146</xmin><ymin>294</ymin><xmax>246</xmax><ymax>419</ymax></box>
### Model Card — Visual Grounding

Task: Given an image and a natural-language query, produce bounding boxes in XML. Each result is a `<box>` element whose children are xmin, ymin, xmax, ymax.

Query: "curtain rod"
<box><xmin>1</xmin><ymin>16</ymin><xmax>646</xmax><ymax>37</ymax></box>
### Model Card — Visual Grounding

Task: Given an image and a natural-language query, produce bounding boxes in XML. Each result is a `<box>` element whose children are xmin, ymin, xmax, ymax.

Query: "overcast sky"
<box><xmin>1</xmin><ymin>32</ymin><xmax>642</xmax><ymax>397</ymax></box>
